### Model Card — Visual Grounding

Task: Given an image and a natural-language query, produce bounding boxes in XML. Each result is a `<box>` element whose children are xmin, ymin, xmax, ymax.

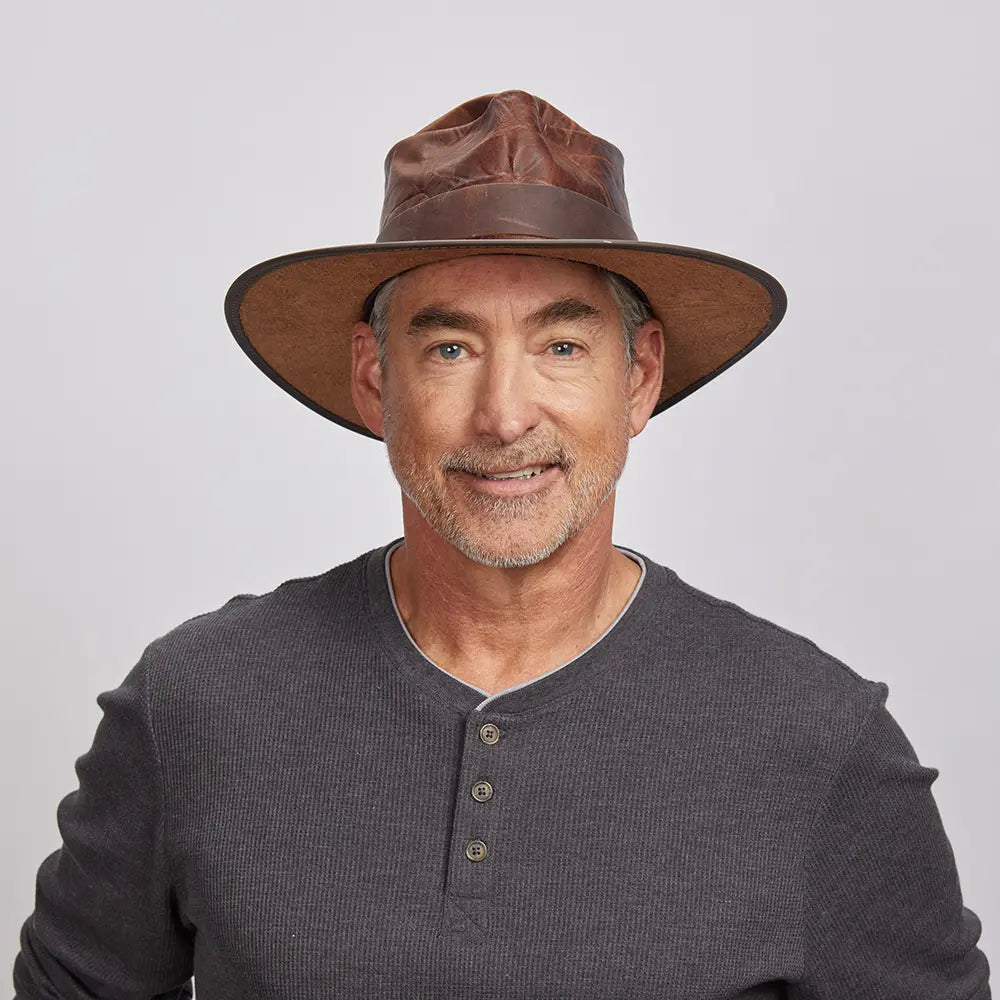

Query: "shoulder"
<box><xmin>632</xmin><ymin>551</ymin><xmax>887</xmax><ymax>763</ymax></box>
<box><xmin>136</xmin><ymin>547</ymin><xmax>377</xmax><ymax>709</ymax></box>
<box><xmin>155</xmin><ymin>550</ymin><xmax>368</xmax><ymax>648</ymax></box>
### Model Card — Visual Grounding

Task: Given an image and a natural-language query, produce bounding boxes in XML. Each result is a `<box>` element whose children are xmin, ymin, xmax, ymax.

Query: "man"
<box><xmin>13</xmin><ymin>91</ymin><xmax>990</xmax><ymax>998</ymax></box>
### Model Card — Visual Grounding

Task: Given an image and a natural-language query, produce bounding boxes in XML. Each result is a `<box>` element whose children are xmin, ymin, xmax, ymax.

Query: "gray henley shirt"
<box><xmin>13</xmin><ymin>540</ymin><xmax>991</xmax><ymax>998</ymax></box>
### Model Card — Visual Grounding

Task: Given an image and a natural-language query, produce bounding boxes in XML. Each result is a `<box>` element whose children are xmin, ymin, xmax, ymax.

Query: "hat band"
<box><xmin>376</xmin><ymin>183</ymin><xmax>638</xmax><ymax>243</ymax></box>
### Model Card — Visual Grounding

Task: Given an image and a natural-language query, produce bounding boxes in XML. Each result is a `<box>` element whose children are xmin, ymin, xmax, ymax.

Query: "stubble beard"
<box><xmin>382</xmin><ymin>402</ymin><xmax>632</xmax><ymax>569</ymax></box>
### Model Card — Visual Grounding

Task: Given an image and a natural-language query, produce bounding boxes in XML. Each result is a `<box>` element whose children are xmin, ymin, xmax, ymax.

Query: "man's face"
<box><xmin>354</xmin><ymin>254</ymin><xmax>661</xmax><ymax>568</ymax></box>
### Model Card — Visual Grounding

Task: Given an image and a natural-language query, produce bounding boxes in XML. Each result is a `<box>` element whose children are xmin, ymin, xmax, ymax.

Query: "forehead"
<box><xmin>391</xmin><ymin>254</ymin><xmax>612</xmax><ymax>311</ymax></box>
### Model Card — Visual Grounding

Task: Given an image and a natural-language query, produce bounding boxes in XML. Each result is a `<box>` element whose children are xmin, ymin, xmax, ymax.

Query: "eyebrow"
<box><xmin>525</xmin><ymin>297</ymin><xmax>604</xmax><ymax>332</ymax></box>
<box><xmin>405</xmin><ymin>297</ymin><xmax>605</xmax><ymax>337</ymax></box>
<box><xmin>406</xmin><ymin>307</ymin><xmax>487</xmax><ymax>337</ymax></box>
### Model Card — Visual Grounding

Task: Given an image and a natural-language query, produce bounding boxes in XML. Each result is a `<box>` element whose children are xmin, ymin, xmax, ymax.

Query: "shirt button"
<box><xmin>479</xmin><ymin>723</ymin><xmax>501</xmax><ymax>745</ymax></box>
<box><xmin>466</xmin><ymin>839</ymin><xmax>488</xmax><ymax>862</ymax></box>
<box><xmin>471</xmin><ymin>780</ymin><xmax>494</xmax><ymax>802</ymax></box>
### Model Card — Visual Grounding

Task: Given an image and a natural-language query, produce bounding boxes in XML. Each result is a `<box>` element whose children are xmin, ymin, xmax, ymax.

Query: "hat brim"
<box><xmin>224</xmin><ymin>239</ymin><xmax>787</xmax><ymax>440</ymax></box>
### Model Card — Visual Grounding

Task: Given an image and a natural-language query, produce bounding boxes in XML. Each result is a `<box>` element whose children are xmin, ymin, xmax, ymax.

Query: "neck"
<box><xmin>388</xmin><ymin>495</ymin><xmax>641</xmax><ymax>693</ymax></box>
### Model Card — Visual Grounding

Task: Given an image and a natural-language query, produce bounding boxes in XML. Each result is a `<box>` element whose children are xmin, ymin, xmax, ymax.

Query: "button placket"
<box><xmin>465</xmin><ymin>721</ymin><xmax>500</xmax><ymax>863</ymax></box>
<box><xmin>441</xmin><ymin>714</ymin><xmax>509</xmax><ymax>937</ymax></box>
<box><xmin>441</xmin><ymin>712</ymin><xmax>510</xmax><ymax>930</ymax></box>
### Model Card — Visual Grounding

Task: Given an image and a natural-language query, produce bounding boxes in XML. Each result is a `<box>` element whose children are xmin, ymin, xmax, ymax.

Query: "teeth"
<box><xmin>482</xmin><ymin>464</ymin><xmax>550</xmax><ymax>481</ymax></box>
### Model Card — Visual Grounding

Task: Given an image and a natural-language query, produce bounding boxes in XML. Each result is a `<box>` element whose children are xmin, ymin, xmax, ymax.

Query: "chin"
<box><xmin>451</xmin><ymin>537</ymin><xmax>566</xmax><ymax>569</ymax></box>
<box><xmin>441</xmin><ymin>517</ymin><xmax>575</xmax><ymax>569</ymax></box>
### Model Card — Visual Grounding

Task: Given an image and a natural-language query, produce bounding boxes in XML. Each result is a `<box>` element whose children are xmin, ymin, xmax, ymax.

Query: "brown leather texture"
<box><xmin>378</xmin><ymin>91</ymin><xmax>637</xmax><ymax>242</ymax></box>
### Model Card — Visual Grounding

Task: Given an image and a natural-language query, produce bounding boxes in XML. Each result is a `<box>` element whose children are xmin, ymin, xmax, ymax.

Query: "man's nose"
<box><xmin>470</xmin><ymin>353</ymin><xmax>542</xmax><ymax>444</ymax></box>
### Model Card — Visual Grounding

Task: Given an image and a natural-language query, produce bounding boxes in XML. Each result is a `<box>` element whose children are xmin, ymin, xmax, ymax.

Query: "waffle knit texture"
<box><xmin>13</xmin><ymin>541</ymin><xmax>991</xmax><ymax>999</ymax></box>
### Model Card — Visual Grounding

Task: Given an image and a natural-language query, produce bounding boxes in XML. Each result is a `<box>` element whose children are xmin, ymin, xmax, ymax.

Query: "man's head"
<box><xmin>228</xmin><ymin>92</ymin><xmax>785</xmax><ymax>453</ymax></box>
<box><xmin>351</xmin><ymin>254</ymin><xmax>664</xmax><ymax>568</ymax></box>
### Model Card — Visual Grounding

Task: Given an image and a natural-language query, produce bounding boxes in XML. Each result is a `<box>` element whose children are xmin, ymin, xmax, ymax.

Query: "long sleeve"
<box><xmin>796</xmin><ymin>685</ymin><xmax>991</xmax><ymax>998</ymax></box>
<box><xmin>12</xmin><ymin>651</ymin><xmax>195</xmax><ymax>999</ymax></box>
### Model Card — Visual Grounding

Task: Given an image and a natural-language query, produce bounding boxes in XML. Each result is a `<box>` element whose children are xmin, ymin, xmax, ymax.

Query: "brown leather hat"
<box><xmin>225</xmin><ymin>90</ymin><xmax>786</xmax><ymax>439</ymax></box>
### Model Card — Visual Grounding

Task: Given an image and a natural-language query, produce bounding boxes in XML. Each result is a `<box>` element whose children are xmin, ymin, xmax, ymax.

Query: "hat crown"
<box><xmin>377</xmin><ymin>90</ymin><xmax>636</xmax><ymax>242</ymax></box>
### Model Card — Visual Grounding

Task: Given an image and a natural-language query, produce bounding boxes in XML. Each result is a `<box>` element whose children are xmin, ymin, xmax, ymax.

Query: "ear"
<box><xmin>627</xmin><ymin>318</ymin><xmax>665</xmax><ymax>438</ymax></box>
<box><xmin>350</xmin><ymin>321</ymin><xmax>386</xmax><ymax>438</ymax></box>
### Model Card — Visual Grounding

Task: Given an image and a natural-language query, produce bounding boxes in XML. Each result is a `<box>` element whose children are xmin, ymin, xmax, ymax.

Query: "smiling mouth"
<box><xmin>477</xmin><ymin>464</ymin><xmax>555</xmax><ymax>481</ymax></box>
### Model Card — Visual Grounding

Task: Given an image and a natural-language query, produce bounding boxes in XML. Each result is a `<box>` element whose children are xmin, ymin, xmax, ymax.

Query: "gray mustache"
<box><xmin>443</xmin><ymin>446</ymin><xmax>572</xmax><ymax>477</ymax></box>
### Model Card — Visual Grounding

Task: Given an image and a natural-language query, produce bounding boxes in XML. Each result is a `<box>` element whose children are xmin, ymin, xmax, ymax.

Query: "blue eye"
<box><xmin>436</xmin><ymin>343</ymin><xmax>464</xmax><ymax>360</ymax></box>
<box><xmin>550</xmin><ymin>342</ymin><xmax>577</xmax><ymax>356</ymax></box>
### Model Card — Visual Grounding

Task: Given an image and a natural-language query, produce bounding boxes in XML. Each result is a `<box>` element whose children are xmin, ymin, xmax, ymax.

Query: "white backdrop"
<box><xmin>4</xmin><ymin>0</ymin><xmax>997</xmax><ymax>979</ymax></box>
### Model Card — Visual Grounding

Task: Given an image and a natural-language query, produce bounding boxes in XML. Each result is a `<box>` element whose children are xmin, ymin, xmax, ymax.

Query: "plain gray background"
<box><xmin>4</xmin><ymin>0</ymin><xmax>997</xmax><ymax>980</ymax></box>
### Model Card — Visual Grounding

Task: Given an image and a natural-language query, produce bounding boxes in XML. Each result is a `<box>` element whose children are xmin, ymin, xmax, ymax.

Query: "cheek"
<box><xmin>397</xmin><ymin>365</ymin><xmax>469</xmax><ymax>412</ymax></box>
<box><xmin>547</xmin><ymin>376</ymin><xmax>629</xmax><ymax>432</ymax></box>
<box><xmin>385</xmin><ymin>383</ymin><xmax>458</xmax><ymax>457</ymax></box>
<box><xmin>385</xmin><ymin>371</ymin><xmax>431</xmax><ymax>421</ymax></box>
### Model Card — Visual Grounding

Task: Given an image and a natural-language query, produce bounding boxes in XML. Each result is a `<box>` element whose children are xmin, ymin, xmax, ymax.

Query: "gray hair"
<box><xmin>366</xmin><ymin>263</ymin><xmax>653</xmax><ymax>369</ymax></box>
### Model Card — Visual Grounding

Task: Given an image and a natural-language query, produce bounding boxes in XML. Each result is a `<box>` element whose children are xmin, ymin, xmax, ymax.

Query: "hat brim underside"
<box><xmin>225</xmin><ymin>239</ymin><xmax>787</xmax><ymax>440</ymax></box>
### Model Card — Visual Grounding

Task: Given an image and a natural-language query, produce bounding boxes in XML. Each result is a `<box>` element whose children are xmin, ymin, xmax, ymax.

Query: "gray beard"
<box><xmin>392</xmin><ymin>449</ymin><xmax>628</xmax><ymax>569</ymax></box>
